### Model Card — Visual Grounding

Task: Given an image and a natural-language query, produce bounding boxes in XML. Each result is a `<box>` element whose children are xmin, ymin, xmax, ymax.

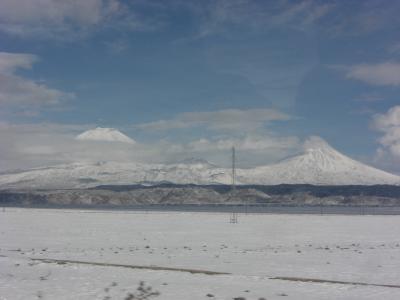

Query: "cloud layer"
<box><xmin>0</xmin><ymin>0</ymin><xmax>167</xmax><ymax>41</ymax></box>
<box><xmin>0</xmin><ymin>52</ymin><xmax>73</xmax><ymax>112</ymax></box>
<box><xmin>137</xmin><ymin>108</ymin><xmax>291</xmax><ymax>132</ymax></box>
<box><xmin>0</xmin><ymin>0</ymin><xmax>119</xmax><ymax>38</ymax></box>
<box><xmin>0</xmin><ymin>120</ymin><xmax>301</xmax><ymax>171</ymax></box>
<box><xmin>373</xmin><ymin>105</ymin><xmax>400</xmax><ymax>159</ymax></box>
<box><xmin>346</xmin><ymin>62</ymin><xmax>400</xmax><ymax>86</ymax></box>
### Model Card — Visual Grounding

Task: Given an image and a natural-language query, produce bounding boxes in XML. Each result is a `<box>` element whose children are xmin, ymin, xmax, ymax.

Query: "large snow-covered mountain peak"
<box><xmin>243</xmin><ymin>138</ymin><xmax>400</xmax><ymax>185</ymax></box>
<box><xmin>281</xmin><ymin>137</ymin><xmax>355</xmax><ymax>172</ymax></box>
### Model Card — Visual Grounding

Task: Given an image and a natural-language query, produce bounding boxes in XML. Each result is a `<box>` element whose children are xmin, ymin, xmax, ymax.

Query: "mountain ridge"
<box><xmin>0</xmin><ymin>139</ymin><xmax>398</xmax><ymax>189</ymax></box>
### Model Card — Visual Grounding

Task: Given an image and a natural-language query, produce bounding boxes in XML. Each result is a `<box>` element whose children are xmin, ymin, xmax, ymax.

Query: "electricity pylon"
<box><xmin>230</xmin><ymin>146</ymin><xmax>238</xmax><ymax>223</ymax></box>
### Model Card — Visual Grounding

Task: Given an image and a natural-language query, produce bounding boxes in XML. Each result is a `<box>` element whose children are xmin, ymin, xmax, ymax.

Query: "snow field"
<box><xmin>1</xmin><ymin>208</ymin><xmax>400</xmax><ymax>299</ymax></box>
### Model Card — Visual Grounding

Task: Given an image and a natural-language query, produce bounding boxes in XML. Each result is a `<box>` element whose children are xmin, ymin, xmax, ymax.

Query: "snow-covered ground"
<box><xmin>1</xmin><ymin>208</ymin><xmax>400</xmax><ymax>299</ymax></box>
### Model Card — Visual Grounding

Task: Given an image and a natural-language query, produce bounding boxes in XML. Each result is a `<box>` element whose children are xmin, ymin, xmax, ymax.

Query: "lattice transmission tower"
<box><xmin>230</xmin><ymin>146</ymin><xmax>238</xmax><ymax>223</ymax></box>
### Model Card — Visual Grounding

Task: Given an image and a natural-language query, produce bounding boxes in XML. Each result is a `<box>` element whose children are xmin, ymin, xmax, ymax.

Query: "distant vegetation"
<box><xmin>1</xmin><ymin>184</ymin><xmax>400</xmax><ymax>207</ymax></box>
<box><xmin>94</xmin><ymin>183</ymin><xmax>400</xmax><ymax>198</ymax></box>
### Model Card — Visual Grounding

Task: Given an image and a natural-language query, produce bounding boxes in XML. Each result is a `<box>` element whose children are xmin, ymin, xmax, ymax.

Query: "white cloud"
<box><xmin>0</xmin><ymin>122</ymin><xmax>138</xmax><ymax>170</ymax></box>
<box><xmin>188</xmin><ymin>135</ymin><xmax>299</xmax><ymax>152</ymax></box>
<box><xmin>137</xmin><ymin>108</ymin><xmax>291</xmax><ymax>132</ymax></box>
<box><xmin>372</xmin><ymin>105</ymin><xmax>400</xmax><ymax>161</ymax></box>
<box><xmin>270</xmin><ymin>1</ymin><xmax>334</xmax><ymax>28</ymax></box>
<box><xmin>178</xmin><ymin>1</ymin><xmax>400</xmax><ymax>39</ymax></box>
<box><xmin>0</xmin><ymin>122</ymin><xmax>84</xmax><ymax>170</ymax></box>
<box><xmin>192</xmin><ymin>0</ymin><xmax>334</xmax><ymax>37</ymax></box>
<box><xmin>0</xmin><ymin>52</ymin><xmax>37</xmax><ymax>73</ymax></box>
<box><xmin>325</xmin><ymin>1</ymin><xmax>400</xmax><ymax>37</ymax></box>
<box><xmin>0</xmin><ymin>121</ymin><xmax>302</xmax><ymax>171</ymax></box>
<box><xmin>345</xmin><ymin>62</ymin><xmax>400</xmax><ymax>86</ymax></box>
<box><xmin>0</xmin><ymin>74</ymin><xmax>68</xmax><ymax>106</ymax></box>
<box><xmin>0</xmin><ymin>0</ymin><xmax>117</xmax><ymax>24</ymax></box>
<box><xmin>0</xmin><ymin>52</ymin><xmax>73</xmax><ymax>109</ymax></box>
<box><xmin>373</xmin><ymin>106</ymin><xmax>400</xmax><ymax>130</ymax></box>
<box><xmin>0</xmin><ymin>0</ymin><xmax>109</xmax><ymax>38</ymax></box>
<box><xmin>184</xmin><ymin>134</ymin><xmax>301</xmax><ymax>167</ymax></box>
<box><xmin>0</xmin><ymin>0</ymin><xmax>155</xmax><ymax>40</ymax></box>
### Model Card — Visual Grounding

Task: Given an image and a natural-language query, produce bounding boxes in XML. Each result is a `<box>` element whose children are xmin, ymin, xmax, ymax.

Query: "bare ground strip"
<box><xmin>31</xmin><ymin>257</ymin><xmax>400</xmax><ymax>289</ymax></box>
<box><xmin>30</xmin><ymin>258</ymin><xmax>230</xmax><ymax>275</ymax></box>
<box><xmin>270</xmin><ymin>276</ymin><xmax>400</xmax><ymax>289</ymax></box>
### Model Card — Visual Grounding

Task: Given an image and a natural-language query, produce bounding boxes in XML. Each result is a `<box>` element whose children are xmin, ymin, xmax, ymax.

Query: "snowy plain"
<box><xmin>1</xmin><ymin>208</ymin><xmax>400</xmax><ymax>299</ymax></box>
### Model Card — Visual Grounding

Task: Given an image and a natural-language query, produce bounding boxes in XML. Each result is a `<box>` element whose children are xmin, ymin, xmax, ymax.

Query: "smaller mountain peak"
<box><xmin>76</xmin><ymin>127</ymin><xmax>136</xmax><ymax>144</ymax></box>
<box><xmin>303</xmin><ymin>136</ymin><xmax>333</xmax><ymax>151</ymax></box>
<box><xmin>180</xmin><ymin>157</ymin><xmax>211</xmax><ymax>165</ymax></box>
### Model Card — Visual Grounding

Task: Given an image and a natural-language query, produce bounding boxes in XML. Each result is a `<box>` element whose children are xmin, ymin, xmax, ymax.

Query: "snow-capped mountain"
<box><xmin>76</xmin><ymin>127</ymin><xmax>135</xmax><ymax>144</ymax></box>
<box><xmin>0</xmin><ymin>137</ymin><xmax>399</xmax><ymax>189</ymax></box>
<box><xmin>0</xmin><ymin>161</ymin><xmax>231</xmax><ymax>189</ymax></box>
<box><xmin>239</xmin><ymin>137</ymin><xmax>400</xmax><ymax>185</ymax></box>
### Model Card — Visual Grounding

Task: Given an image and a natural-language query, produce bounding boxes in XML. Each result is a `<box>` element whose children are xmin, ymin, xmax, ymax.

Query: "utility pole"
<box><xmin>230</xmin><ymin>146</ymin><xmax>238</xmax><ymax>223</ymax></box>
<box><xmin>361</xmin><ymin>192</ymin><xmax>365</xmax><ymax>215</ymax></box>
<box><xmin>232</xmin><ymin>146</ymin><xmax>248</xmax><ymax>214</ymax></box>
<box><xmin>232</xmin><ymin>146</ymin><xmax>236</xmax><ymax>189</ymax></box>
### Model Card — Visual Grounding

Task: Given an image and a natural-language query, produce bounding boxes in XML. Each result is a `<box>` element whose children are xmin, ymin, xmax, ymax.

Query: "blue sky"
<box><xmin>1</xmin><ymin>0</ymin><xmax>400</xmax><ymax>172</ymax></box>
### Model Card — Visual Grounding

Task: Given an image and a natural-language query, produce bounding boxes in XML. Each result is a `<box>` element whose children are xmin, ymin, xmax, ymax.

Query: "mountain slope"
<box><xmin>240</xmin><ymin>138</ymin><xmax>400</xmax><ymax>185</ymax></box>
<box><xmin>0</xmin><ymin>161</ymin><xmax>231</xmax><ymax>189</ymax></box>
<box><xmin>0</xmin><ymin>138</ymin><xmax>398</xmax><ymax>188</ymax></box>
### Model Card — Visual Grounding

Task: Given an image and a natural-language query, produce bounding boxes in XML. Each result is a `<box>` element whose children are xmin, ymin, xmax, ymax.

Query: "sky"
<box><xmin>0</xmin><ymin>0</ymin><xmax>400</xmax><ymax>173</ymax></box>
